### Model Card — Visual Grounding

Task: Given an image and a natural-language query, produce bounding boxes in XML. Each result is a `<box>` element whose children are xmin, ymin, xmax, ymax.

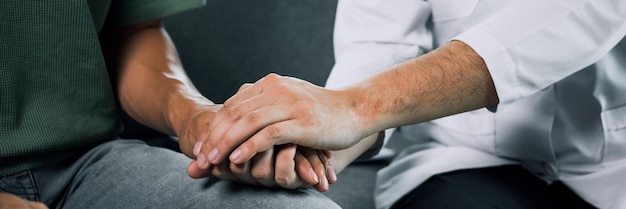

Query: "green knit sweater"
<box><xmin>0</xmin><ymin>0</ymin><xmax>204</xmax><ymax>176</ymax></box>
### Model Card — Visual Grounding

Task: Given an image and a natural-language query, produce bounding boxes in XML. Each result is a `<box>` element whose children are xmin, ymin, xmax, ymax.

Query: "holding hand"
<box><xmin>195</xmin><ymin>73</ymin><xmax>375</xmax><ymax>166</ymax></box>
<box><xmin>172</xmin><ymin>92</ymin><xmax>336</xmax><ymax>192</ymax></box>
<box><xmin>188</xmin><ymin>144</ymin><xmax>337</xmax><ymax>192</ymax></box>
<box><xmin>175</xmin><ymin>103</ymin><xmax>223</xmax><ymax>159</ymax></box>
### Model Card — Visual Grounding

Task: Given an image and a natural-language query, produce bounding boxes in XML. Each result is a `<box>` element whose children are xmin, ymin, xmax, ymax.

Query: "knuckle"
<box><xmin>266</xmin><ymin>73</ymin><xmax>280</xmax><ymax>80</ymax></box>
<box><xmin>264</xmin><ymin>125</ymin><xmax>283</xmax><ymax>140</ymax></box>
<box><xmin>223</xmin><ymin>97</ymin><xmax>235</xmax><ymax>108</ymax></box>
<box><xmin>243</xmin><ymin>141</ymin><xmax>257</xmax><ymax>153</ymax></box>
<box><xmin>239</xmin><ymin>83</ymin><xmax>253</xmax><ymax>91</ymax></box>
<box><xmin>251</xmin><ymin>168</ymin><xmax>271</xmax><ymax>179</ymax></box>
<box><xmin>245</xmin><ymin>111</ymin><xmax>262</xmax><ymax>126</ymax></box>
<box><xmin>224</xmin><ymin>107</ymin><xmax>240</xmax><ymax>119</ymax></box>
<box><xmin>293</xmin><ymin>156</ymin><xmax>307</xmax><ymax>167</ymax></box>
<box><xmin>275</xmin><ymin>85</ymin><xmax>293</xmax><ymax>95</ymax></box>
<box><xmin>274</xmin><ymin>175</ymin><xmax>291</xmax><ymax>187</ymax></box>
<box><xmin>260</xmin><ymin>73</ymin><xmax>280</xmax><ymax>84</ymax></box>
<box><xmin>276</xmin><ymin>152</ymin><xmax>293</xmax><ymax>163</ymax></box>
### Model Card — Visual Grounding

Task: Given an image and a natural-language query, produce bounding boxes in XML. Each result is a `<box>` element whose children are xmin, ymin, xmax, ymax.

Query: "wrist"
<box><xmin>165</xmin><ymin>92</ymin><xmax>215</xmax><ymax>136</ymax></box>
<box><xmin>340</xmin><ymin>84</ymin><xmax>389</xmax><ymax>135</ymax></box>
<box><xmin>329</xmin><ymin>132</ymin><xmax>382</xmax><ymax>174</ymax></box>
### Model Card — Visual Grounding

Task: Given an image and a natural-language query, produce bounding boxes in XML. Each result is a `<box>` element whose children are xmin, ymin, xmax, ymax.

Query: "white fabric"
<box><xmin>327</xmin><ymin>0</ymin><xmax>626</xmax><ymax>209</ymax></box>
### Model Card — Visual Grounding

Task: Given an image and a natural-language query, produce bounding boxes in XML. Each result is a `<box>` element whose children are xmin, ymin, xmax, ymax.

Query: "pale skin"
<box><xmin>195</xmin><ymin>40</ymin><xmax>500</xmax><ymax>174</ymax></box>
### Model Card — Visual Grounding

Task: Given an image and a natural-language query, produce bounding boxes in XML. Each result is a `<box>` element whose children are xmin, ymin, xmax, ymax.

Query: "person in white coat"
<box><xmin>193</xmin><ymin>0</ymin><xmax>626</xmax><ymax>208</ymax></box>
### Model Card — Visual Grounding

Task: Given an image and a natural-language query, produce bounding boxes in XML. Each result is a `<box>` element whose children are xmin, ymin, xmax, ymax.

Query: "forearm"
<box><xmin>111</xmin><ymin>21</ymin><xmax>212</xmax><ymax>136</ymax></box>
<box><xmin>346</xmin><ymin>40</ymin><xmax>499</xmax><ymax>133</ymax></box>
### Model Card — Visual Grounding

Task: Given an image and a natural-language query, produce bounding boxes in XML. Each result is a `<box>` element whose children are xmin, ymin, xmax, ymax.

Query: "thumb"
<box><xmin>187</xmin><ymin>160</ymin><xmax>212</xmax><ymax>179</ymax></box>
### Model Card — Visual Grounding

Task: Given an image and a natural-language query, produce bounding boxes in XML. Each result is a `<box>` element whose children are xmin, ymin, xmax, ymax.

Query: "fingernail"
<box><xmin>327</xmin><ymin>167</ymin><xmax>337</xmax><ymax>183</ymax></box>
<box><xmin>229</xmin><ymin>149</ymin><xmax>241</xmax><ymax>163</ymax></box>
<box><xmin>321</xmin><ymin>173</ymin><xmax>329</xmax><ymax>191</ymax></box>
<box><xmin>310</xmin><ymin>169</ymin><xmax>319</xmax><ymax>184</ymax></box>
<box><xmin>196</xmin><ymin>154</ymin><xmax>207</xmax><ymax>169</ymax></box>
<box><xmin>207</xmin><ymin>148</ymin><xmax>218</xmax><ymax>163</ymax></box>
<box><xmin>193</xmin><ymin>141</ymin><xmax>203</xmax><ymax>156</ymax></box>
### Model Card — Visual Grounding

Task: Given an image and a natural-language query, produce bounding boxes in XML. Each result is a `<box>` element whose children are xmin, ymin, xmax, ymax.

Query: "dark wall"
<box><xmin>164</xmin><ymin>0</ymin><xmax>338</xmax><ymax>103</ymax></box>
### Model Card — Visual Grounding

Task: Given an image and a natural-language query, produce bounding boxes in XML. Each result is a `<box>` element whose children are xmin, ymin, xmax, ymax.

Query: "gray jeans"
<box><xmin>0</xmin><ymin>139</ymin><xmax>340</xmax><ymax>209</ymax></box>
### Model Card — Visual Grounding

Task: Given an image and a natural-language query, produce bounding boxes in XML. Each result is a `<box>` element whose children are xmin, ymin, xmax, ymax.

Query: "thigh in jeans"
<box><xmin>32</xmin><ymin>139</ymin><xmax>339</xmax><ymax>209</ymax></box>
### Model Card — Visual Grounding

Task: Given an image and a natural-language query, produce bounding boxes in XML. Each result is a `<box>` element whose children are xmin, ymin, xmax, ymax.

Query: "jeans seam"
<box><xmin>26</xmin><ymin>170</ymin><xmax>41</xmax><ymax>202</ymax></box>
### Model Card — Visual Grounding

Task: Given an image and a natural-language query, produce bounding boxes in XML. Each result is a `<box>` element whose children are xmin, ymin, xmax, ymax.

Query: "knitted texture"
<box><xmin>0</xmin><ymin>0</ymin><xmax>204</xmax><ymax>176</ymax></box>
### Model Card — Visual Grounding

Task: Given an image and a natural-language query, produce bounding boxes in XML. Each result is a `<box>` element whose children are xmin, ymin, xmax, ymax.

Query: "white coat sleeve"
<box><xmin>326</xmin><ymin>0</ymin><xmax>433</xmax><ymax>159</ymax></box>
<box><xmin>455</xmin><ymin>0</ymin><xmax>626</xmax><ymax>108</ymax></box>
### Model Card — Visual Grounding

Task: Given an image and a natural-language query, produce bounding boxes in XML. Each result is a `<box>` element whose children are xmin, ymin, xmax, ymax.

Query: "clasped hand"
<box><xmin>180</xmin><ymin>108</ymin><xmax>335</xmax><ymax>191</ymax></box>
<box><xmin>189</xmin><ymin>74</ymin><xmax>374</xmax><ymax>191</ymax></box>
<box><xmin>180</xmin><ymin>74</ymin><xmax>380</xmax><ymax>192</ymax></box>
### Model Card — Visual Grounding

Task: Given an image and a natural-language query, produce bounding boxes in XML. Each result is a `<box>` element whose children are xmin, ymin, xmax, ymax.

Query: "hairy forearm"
<box><xmin>112</xmin><ymin>21</ymin><xmax>213</xmax><ymax>135</ymax></box>
<box><xmin>346</xmin><ymin>40</ymin><xmax>499</xmax><ymax>133</ymax></box>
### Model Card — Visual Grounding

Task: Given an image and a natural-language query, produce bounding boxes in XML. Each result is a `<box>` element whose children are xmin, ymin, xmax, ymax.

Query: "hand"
<box><xmin>174</xmin><ymin>104</ymin><xmax>222</xmax><ymax>159</ymax></box>
<box><xmin>187</xmin><ymin>144</ymin><xmax>337</xmax><ymax>192</ymax></box>
<box><xmin>195</xmin><ymin>73</ymin><xmax>374</xmax><ymax>165</ymax></box>
<box><xmin>0</xmin><ymin>193</ymin><xmax>48</xmax><ymax>209</ymax></box>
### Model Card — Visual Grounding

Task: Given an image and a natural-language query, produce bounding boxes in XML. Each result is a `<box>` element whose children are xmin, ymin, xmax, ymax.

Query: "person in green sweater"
<box><xmin>0</xmin><ymin>1</ymin><xmax>338</xmax><ymax>208</ymax></box>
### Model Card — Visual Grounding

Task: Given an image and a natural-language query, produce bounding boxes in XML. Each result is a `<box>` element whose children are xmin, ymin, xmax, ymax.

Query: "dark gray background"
<box><xmin>164</xmin><ymin>0</ymin><xmax>337</xmax><ymax>103</ymax></box>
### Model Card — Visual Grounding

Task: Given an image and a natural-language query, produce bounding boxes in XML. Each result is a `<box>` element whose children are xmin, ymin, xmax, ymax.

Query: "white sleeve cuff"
<box><xmin>454</xmin><ymin>28</ymin><xmax>521</xmax><ymax>111</ymax></box>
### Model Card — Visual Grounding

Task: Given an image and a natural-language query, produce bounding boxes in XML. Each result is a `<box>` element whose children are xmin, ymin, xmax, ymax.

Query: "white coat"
<box><xmin>325</xmin><ymin>0</ymin><xmax>626</xmax><ymax>208</ymax></box>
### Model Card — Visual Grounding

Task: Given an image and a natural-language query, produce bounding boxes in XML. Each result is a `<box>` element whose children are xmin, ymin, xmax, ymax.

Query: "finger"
<box><xmin>229</xmin><ymin>121</ymin><xmax>307</xmax><ymax>164</ymax></box>
<box><xmin>230</xmin><ymin>161</ymin><xmax>260</xmax><ymax>186</ymax></box>
<box><xmin>292</xmin><ymin>149</ymin><xmax>319</xmax><ymax>186</ymax></box>
<box><xmin>193</xmin><ymin>141</ymin><xmax>203</xmax><ymax>157</ymax></box>
<box><xmin>212</xmin><ymin>83</ymin><xmax>259</xmax><ymax>133</ymax></box>
<box><xmin>318</xmin><ymin>150</ymin><xmax>337</xmax><ymax>184</ymax></box>
<box><xmin>187</xmin><ymin>160</ymin><xmax>212</xmax><ymax>179</ymax></box>
<box><xmin>193</xmin><ymin>143</ymin><xmax>211</xmax><ymax>170</ymax></box>
<box><xmin>209</xmin><ymin>81</ymin><xmax>261</xmax><ymax>134</ymax></box>
<box><xmin>250</xmin><ymin>149</ymin><xmax>278</xmax><ymax>187</ymax></box>
<box><xmin>201</xmin><ymin>92</ymin><xmax>282</xmax><ymax>165</ymax></box>
<box><xmin>295</xmin><ymin>150</ymin><xmax>325</xmax><ymax>188</ymax></box>
<box><xmin>211</xmin><ymin>160</ymin><xmax>239</xmax><ymax>181</ymax></box>
<box><xmin>274</xmin><ymin>144</ymin><xmax>307</xmax><ymax>189</ymax></box>
<box><xmin>223</xmin><ymin>82</ymin><xmax>259</xmax><ymax>111</ymax></box>
<box><xmin>299</xmin><ymin>148</ymin><xmax>329</xmax><ymax>192</ymax></box>
<box><xmin>201</xmin><ymin>75</ymin><xmax>303</xmax><ymax>165</ymax></box>
<box><xmin>295</xmin><ymin>152</ymin><xmax>326</xmax><ymax>192</ymax></box>
<box><xmin>219</xmin><ymin>73</ymin><xmax>286</xmax><ymax>119</ymax></box>
<box><xmin>210</xmin><ymin>106</ymin><xmax>293</xmax><ymax>164</ymax></box>
<box><xmin>29</xmin><ymin>202</ymin><xmax>49</xmax><ymax>209</ymax></box>
<box><xmin>236</xmin><ymin>83</ymin><xmax>254</xmax><ymax>94</ymax></box>
<box><xmin>198</xmin><ymin>85</ymin><xmax>262</xmax><ymax>163</ymax></box>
